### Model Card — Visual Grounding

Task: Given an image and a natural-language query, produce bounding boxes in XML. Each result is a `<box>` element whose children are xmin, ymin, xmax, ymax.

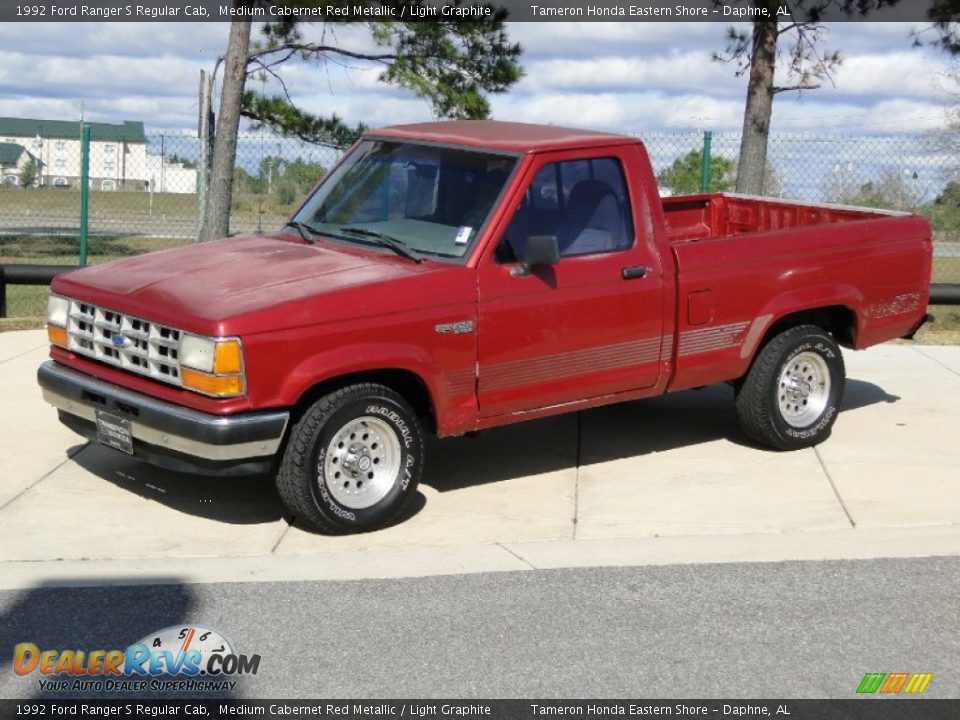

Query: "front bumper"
<box><xmin>37</xmin><ymin>361</ymin><xmax>289</xmax><ymax>476</ymax></box>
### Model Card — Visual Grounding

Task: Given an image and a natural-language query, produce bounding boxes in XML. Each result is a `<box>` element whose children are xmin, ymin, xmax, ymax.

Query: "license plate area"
<box><xmin>95</xmin><ymin>410</ymin><xmax>134</xmax><ymax>455</ymax></box>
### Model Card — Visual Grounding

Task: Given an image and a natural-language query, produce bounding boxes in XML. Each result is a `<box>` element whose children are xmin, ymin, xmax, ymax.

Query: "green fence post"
<box><xmin>79</xmin><ymin>124</ymin><xmax>90</xmax><ymax>266</ymax></box>
<box><xmin>700</xmin><ymin>130</ymin><xmax>712</xmax><ymax>194</ymax></box>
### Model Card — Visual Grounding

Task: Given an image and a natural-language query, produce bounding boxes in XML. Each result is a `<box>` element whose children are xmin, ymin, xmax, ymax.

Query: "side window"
<box><xmin>496</xmin><ymin>157</ymin><xmax>633</xmax><ymax>263</ymax></box>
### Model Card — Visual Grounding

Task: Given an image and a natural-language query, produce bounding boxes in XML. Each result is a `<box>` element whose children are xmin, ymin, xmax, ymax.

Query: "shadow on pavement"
<box><xmin>70</xmin><ymin>443</ymin><xmax>284</xmax><ymax>525</ymax></box>
<box><xmin>425</xmin><ymin>377</ymin><xmax>899</xmax><ymax>484</ymax></box>
<box><xmin>0</xmin><ymin>580</ymin><xmax>238</xmax><ymax>700</ymax></box>
<box><xmin>61</xmin><ymin>378</ymin><xmax>898</xmax><ymax>521</ymax></box>
<box><xmin>842</xmin><ymin>377</ymin><xmax>900</xmax><ymax>411</ymax></box>
<box><xmin>69</xmin><ymin>442</ymin><xmax>429</xmax><ymax>528</ymax></box>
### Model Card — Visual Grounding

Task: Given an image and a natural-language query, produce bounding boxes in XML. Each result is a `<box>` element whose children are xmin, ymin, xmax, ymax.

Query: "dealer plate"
<box><xmin>95</xmin><ymin>410</ymin><xmax>133</xmax><ymax>455</ymax></box>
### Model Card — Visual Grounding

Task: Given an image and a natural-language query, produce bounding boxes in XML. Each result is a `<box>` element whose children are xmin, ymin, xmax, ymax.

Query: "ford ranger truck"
<box><xmin>38</xmin><ymin>121</ymin><xmax>932</xmax><ymax>534</ymax></box>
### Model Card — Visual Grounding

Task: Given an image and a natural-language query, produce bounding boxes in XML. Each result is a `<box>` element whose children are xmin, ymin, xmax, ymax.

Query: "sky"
<box><xmin>0</xmin><ymin>20</ymin><xmax>957</xmax><ymax>138</ymax></box>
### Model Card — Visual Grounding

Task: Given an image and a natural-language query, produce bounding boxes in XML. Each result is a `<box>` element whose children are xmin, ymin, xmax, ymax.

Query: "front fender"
<box><xmin>276</xmin><ymin>341</ymin><xmax>443</xmax><ymax>410</ymax></box>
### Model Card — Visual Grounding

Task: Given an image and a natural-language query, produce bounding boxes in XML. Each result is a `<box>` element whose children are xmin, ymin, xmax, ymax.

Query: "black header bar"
<box><xmin>0</xmin><ymin>700</ymin><xmax>958</xmax><ymax>719</ymax></box>
<box><xmin>0</xmin><ymin>0</ymin><xmax>942</xmax><ymax>23</ymax></box>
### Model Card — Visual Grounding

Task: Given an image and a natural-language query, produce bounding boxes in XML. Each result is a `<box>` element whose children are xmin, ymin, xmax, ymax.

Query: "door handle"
<box><xmin>622</xmin><ymin>266</ymin><xmax>651</xmax><ymax>280</ymax></box>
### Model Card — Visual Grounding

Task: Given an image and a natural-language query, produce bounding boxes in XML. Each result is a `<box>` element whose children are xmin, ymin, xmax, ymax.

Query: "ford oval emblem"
<box><xmin>111</xmin><ymin>333</ymin><xmax>125</xmax><ymax>348</ymax></box>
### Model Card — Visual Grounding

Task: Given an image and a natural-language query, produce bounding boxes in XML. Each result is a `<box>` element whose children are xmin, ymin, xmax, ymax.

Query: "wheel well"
<box><xmin>292</xmin><ymin>369</ymin><xmax>436</xmax><ymax>434</ymax></box>
<box><xmin>761</xmin><ymin>305</ymin><xmax>857</xmax><ymax>350</ymax></box>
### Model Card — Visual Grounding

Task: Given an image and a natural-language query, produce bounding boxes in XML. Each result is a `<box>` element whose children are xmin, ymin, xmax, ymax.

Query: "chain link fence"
<box><xmin>643</xmin><ymin>130</ymin><xmax>960</xmax><ymax>294</ymax></box>
<box><xmin>2</xmin><ymin>128</ymin><xmax>960</xmax><ymax>318</ymax></box>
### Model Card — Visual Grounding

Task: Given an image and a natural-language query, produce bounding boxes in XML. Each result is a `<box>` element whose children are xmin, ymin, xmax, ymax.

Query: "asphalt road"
<box><xmin>1</xmin><ymin>556</ymin><xmax>957</xmax><ymax>700</ymax></box>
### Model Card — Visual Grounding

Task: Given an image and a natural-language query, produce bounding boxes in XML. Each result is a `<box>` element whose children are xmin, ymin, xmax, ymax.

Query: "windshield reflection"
<box><xmin>293</xmin><ymin>140</ymin><xmax>516</xmax><ymax>258</ymax></box>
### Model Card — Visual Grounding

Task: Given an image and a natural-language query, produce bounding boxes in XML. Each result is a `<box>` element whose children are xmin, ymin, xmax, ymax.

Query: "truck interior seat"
<box><xmin>561</xmin><ymin>179</ymin><xmax>628</xmax><ymax>256</ymax></box>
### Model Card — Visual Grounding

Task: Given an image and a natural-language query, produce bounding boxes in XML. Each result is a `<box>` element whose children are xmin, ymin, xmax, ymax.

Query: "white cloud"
<box><xmin>0</xmin><ymin>51</ymin><xmax>201</xmax><ymax>99</ymax></box>
<box><xmin>0</xmin><ymin>22</ymin><xmax>223</xmax><ymax>60</ymax></box>
<box><xmin>828</xmin><ymin>51</ymin><xmax>952</xmax><ymax>99</ymax></box>
<box><xmin>518</xmin><ymin>52</ymin><xmax>734</xmax><ymax>96</ymax></box>
<box><xmin>509</xmin><ymin>22</ymin><xmax>722</xmax><ymax>59</ymax></box>
<box><xmin>0</xmin><ymin>20</ymin><xmax>955</xmax><ymax>139</ymax></box>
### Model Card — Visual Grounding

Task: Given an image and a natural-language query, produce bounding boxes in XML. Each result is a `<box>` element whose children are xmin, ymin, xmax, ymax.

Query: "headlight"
<box><xmin>180</xmin><ymin>334</ymin><xmax>216</xmax><ymax>373</ymax></box>
<box><xmin>47</xmin><ymin>294</ymin><xmax>69</xmax><ymax>326</ymax></box>
<box><xmin>46</xmin><ymin>294</ymin><xmax>69</xmax><ymax>348</ymax></box>
<box><xmin>179</xmin><ymin>335</ymin><xmax>245</xmax><ymax>397</ymax></box>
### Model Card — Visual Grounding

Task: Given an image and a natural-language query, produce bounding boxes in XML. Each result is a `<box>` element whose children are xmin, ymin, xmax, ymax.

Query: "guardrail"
<box><xmin>930</xmin><ymin>284</ymin><xmax>960</xmax><ymax>304</ymax></box>
<box><xmin>2</xmin><ymin>263</ymin><xmax>959</xmax><ymax>320</ymax></box>
<box><xmin>0</xmin><ymin>264</ymin><xmax>72</xmax><ymax>318</ymax></box>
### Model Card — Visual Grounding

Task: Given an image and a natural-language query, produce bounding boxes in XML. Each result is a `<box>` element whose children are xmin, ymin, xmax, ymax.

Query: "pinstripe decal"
<box><xmin>461</xmin><ymin>321</ymin><xmax>751</xmax><ymax>395</ymax></box>
<box><xmin>445</xmin><ymin>367</ymin><xmax>476</xmax><ymax>396</ymax></box>
<box><xmin>678</xmin><ymin>321</ymin><xmax>750</xmax><ymax>357</ymax></box>
<box><xmin>481</xmin><ymin>337</ymin><xmax>662</xmax><ymax>392</ymax></box>
<box><xmin>661</xmin><ymin>333</ymin><xmax>675</xmax><ymax>359</ymax></box>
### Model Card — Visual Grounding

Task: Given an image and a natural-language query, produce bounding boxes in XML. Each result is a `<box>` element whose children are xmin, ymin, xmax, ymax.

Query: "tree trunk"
<box><xmin>199</xmin><ymin>19</ymin><xmax>251</xmax><ymax>242</ymax></box>
<box><xmin>735</xmin><ymin>19</ymin><xmax>777</xmax><ymax>195</ymax></box>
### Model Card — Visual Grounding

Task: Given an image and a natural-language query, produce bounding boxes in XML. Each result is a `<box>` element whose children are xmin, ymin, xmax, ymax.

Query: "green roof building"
<box><xmin>0</xmin><ymin>142</ymin><xmax>27</xmax><ymax>166</ymax></box>
<box><xmin>0</xmin><ymin>142</ymin><xmax>39</xmax><ymax>186</ymax></box>
<box><xmin>0</xmin><ymin>117</ymin><xmax>148</xmax><ymax>190</ymax></box>
<box><xmin>0</xmin><ymin>118</ymin><xmax>146</xmax><ymax>144</ymax></box>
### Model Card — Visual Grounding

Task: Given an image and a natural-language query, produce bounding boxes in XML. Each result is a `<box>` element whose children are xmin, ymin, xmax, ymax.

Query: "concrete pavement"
<box><xmin>1</xmin><ymin>329</ymin><xmax>959</xmax><ymax>588</ymax></box>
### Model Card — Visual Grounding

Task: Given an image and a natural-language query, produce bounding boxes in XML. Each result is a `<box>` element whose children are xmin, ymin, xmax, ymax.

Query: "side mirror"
<box><xmin>512</xmin><ymin>235</ymin><xmax>559</xmax><ymax>276</ymax></box>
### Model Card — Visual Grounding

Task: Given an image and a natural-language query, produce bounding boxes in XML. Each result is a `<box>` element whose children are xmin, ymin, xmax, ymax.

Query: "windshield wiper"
<box><xmin>338</xmin><ymin>227</ymin><xmax>424</xmax><ymax>263</ymax></box>
<box><xmin>284</xmin><ymin>220</ymin><xmax>323</xmax><ymax>244</ymax></box>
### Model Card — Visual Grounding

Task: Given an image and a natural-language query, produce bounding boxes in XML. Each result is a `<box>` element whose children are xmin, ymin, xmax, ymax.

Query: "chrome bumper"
<box><xmin>37</xmin><ymin>361</ymin><xmax>288</xmax><ymax>465</ymax></box>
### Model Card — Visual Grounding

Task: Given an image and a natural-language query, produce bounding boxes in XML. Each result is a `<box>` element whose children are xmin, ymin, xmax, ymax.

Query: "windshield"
<box><xmin>292</xmin><ymin>140</ymin><xmax>517</xmax><ymax>259</ymax></box>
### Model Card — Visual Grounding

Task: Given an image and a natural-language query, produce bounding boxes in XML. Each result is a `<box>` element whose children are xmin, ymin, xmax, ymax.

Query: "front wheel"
<box><xmin>276</xmin><ymin>383</ymin><xmax>424</xmax><ymax>534</ymax></box>
<box><xmin>735</xmin><ymin>325</ymin><xmax>845</xmax><ymax>450</ymax></box>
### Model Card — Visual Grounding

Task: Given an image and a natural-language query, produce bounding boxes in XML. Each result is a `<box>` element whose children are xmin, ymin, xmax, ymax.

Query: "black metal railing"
<box><xmin>0</xmin><ymin>264</ymin><xmax>72</xmax><ymax>318</ymax></box>
<box><xmin>2</xmin><ymin>263</ymin><xmax>959</xmax><ymax>321</ymax></box>
<box><xmin>930</xmin><ymin>284</ymin><xmax>960</xmax><ymax>305</ymax></box>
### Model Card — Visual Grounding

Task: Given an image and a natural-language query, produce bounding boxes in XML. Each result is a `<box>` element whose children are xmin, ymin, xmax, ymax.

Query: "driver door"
<box><xmin>476</xmin><ymin>148</ymin><xmax>665</xmax><ymax>418</ymax></box>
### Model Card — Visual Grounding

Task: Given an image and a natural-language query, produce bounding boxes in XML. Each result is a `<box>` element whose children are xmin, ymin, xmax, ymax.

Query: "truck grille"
<box><xmin>66</xmin><ymin>300</ymin><xmax>183</xmax><ymax>387</ymax></box>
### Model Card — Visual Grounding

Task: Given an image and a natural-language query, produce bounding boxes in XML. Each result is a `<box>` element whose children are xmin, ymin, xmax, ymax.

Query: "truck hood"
<box><xmin>52</xmin><ymin>234</ymin><xmax>451</xmax><ymax>334</ymax></box>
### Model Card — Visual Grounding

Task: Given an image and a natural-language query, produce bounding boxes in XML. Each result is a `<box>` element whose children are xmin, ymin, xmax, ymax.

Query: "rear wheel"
<box><xmin>276</xmin><ymin>383</ymin><xmax>424</xmax><ymax>534</ymax></box>
<box><xmin>735</xmin><ymin>324</ymin><xmax>845</xmax><ymax>450</ymax></box>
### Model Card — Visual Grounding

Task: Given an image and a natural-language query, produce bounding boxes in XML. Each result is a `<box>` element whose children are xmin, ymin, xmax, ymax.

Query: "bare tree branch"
<box><xmin>247</xmin><ymin>43</ymin><xmax>397</xmax><ymax>64</ymax></box>
<box><xmin>773</xmin><ymin>82</ymin><xmax>822</xmax><ymax>93</ymax></box>
<box><xmin>247</xmin><ymin>57</ymin><xmax>297</xmax><ymax>108</ymax></box>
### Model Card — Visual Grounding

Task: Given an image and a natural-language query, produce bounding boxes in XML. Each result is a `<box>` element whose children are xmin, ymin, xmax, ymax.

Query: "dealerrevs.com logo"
<box><xmin>14</xmin><ymin>626</ymin><xmax>261</xmax><ymax>693</ymax></box>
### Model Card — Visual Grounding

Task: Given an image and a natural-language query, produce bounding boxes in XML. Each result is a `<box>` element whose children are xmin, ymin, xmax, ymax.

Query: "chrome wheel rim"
<box><xmin>777</xmin><ymin>351</ymin><xmax>831</xmax><ymax>428</ymax></box>
<box><xmin>323</xmin><ymin>416</ymin><xmax>401</xmax><ymax>509</ymax></box>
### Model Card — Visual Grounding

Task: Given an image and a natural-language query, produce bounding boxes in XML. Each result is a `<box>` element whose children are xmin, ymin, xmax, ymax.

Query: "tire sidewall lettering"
<box><xmin>312</xmin><ymin>398</ymin><xmax>421</xmax><ymax>527</ymax></box>
<box><xmin>365</xmin><ymin>404</ymin><xmax>414</xmax><ymax>449</ymax></box>
<box><xmin>784</xmin><ymin>405</ymin><xmax>836</xmax><ymax>439</ymax></box>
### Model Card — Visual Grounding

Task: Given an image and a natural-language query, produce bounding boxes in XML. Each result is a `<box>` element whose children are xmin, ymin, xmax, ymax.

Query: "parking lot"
<box><xmin>1</xmin><ymin>329</ymin><xmax>959</xmax><ymax>589</ymax></box>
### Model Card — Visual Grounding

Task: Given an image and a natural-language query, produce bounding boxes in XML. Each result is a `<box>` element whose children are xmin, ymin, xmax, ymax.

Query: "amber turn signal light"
<box><xmin>47</xmin><ymin>325</ymin><xmax>68</xmax><ymax>348</ymax></box>
<box><xmin>181</xmin><ymin>368</ymin><xmax>244</xmax><ymax>397</ymax></box>
<box><xmin>213</xmin><ymin>340</ymin><xmax>243</xmax><ymax>374</ymax></box>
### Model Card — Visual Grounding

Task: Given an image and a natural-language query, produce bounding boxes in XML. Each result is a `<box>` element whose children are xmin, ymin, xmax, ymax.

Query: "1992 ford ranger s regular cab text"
<box><xmin>38</xmin><ymin>121</ymin><xmax>933</xmax><ymax>533</ymax></box>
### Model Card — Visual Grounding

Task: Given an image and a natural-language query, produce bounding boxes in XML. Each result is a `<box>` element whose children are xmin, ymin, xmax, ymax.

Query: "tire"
<box><xmin>735</xmin><ymin>324</ymin><xmax>845</xmax><ymax>450</ymax></box>
<box><xmin>276</xmin><ymin>383</ymin><xmax>424</xmax><ymax>534</ymax></box>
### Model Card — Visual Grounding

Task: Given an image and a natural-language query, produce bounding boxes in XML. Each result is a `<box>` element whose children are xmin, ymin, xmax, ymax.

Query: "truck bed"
<box><xmin>662</xmin><ymin>192</ymin><xmax>903</xmax><ymax>242</ymax></box>
<box><xmin>663</xmin><ymin>192</ymin><xmax>931</xmax><ymax>392</ymax></box>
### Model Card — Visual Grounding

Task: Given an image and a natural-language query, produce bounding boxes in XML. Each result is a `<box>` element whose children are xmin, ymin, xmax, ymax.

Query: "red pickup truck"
<box><xmin>38</xmin><ymin>121</ymin><xmax>932</xmax><ymax>534</ymax></box>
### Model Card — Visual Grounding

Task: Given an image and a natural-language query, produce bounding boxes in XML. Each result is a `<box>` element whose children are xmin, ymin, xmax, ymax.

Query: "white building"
<box><xmin>145</xmin><ymin>153</ymin><xmax>197</xmax><ymax>194</ymax></box>
<box><xmin>0</xmin><ymin>117</ymin><xmax>147</xmax><ymax>190</ymax></box>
